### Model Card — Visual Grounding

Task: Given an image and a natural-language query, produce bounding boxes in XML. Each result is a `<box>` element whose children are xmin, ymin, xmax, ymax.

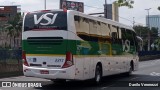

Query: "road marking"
<box><xmin>101</xmin><ymin>87</ymin><xmax>108</xmax><ymax>89</ymax></box>
<box><xmin>150</xmin><ymin>72</ymin><xmax>160</xmax><ymax>76</ymax></box>
<box><xmin>130</xmin><ymin>77</ymin><xmax>140</xmax><ymax>80</ymax></box>
<box><xmin>101</xmin><ymin>84</ymin><xmax>114</xmax><ymax>89</ymax></box>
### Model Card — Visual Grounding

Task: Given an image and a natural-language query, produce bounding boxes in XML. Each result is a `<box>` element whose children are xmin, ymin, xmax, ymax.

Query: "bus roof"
<box><xmin>67</xmin><ymin>10</ymin><xmax>134</xmax><ymax>32</ymax></box>
<box><xmin>27</xmin><ymin>9</ymin><xmax>134</xmax><ymax>31</ymax></box>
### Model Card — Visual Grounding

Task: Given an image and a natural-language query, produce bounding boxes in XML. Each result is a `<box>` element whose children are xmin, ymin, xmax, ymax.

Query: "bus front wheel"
<box><xmin>126</xmin><ymin>61</ymin><xmax>134</xmax><ymax>76</ymax></box>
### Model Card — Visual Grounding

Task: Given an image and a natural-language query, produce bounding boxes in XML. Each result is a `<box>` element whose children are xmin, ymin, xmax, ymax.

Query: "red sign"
<box><xmin>40</xmin><ymin>70</ymin><xmax>49</xmax><ymax>74</ymax></box>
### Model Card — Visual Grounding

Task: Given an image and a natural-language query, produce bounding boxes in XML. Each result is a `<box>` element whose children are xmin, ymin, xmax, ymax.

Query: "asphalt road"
<box><xmin>0</xmin><ymin>59</ymin><xmax>160</xmax><ymax>90</ymax></box>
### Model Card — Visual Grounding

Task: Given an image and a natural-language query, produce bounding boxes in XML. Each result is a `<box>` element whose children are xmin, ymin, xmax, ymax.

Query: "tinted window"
<box><xmin>125</xmin><ymin>30</ymin><xmax>135</xmax><ymax>46</ymax></box>
<box><xmin>24</xmin><ymin>11</ymin><xmax>67</xmax><ymax>31</ymax></box>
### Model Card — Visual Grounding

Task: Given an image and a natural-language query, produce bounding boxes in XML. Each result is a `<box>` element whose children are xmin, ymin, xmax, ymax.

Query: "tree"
<box><xmin>133</xmin><ymin>25</ymin><xmax>159</xmax><ymax>51</ymax></box>
<box><xmin>5</xmin><ymin>13</ymin><xmax>22</xmax><ymax>49</ymax></box>
<box><xmin>153</xmin><ymin>37</ymin><xmax>160</xmax><ymax>50</ymax></box>
<box><xmin>116</xmin><ymin>0</ymin><xmax>160</xmax><ymax>10</ymax></box>
<box><xmin>116</xmin><ymin>0</ymin><xmax>134</xmax><ymax>8</ymax></box>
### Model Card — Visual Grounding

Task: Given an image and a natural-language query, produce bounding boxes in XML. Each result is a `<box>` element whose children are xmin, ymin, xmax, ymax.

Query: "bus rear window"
<box><xmin>24</xmin><ymin>11</ymin><xmax>67</xmax><ymax>31</ymax></box>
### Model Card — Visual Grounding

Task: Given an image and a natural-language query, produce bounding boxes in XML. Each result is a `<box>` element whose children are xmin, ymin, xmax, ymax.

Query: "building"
<box><xmin>0</xmin><ymin>5</ymin><xmax>21</xmax><ymax>49</ymax></box>
<box><xmin>146</xmin><ymin>15</ymin><xmax>160</xmax><ymax>35</ymax></box>
<box><xmin>112</xmin><ymin>2</ymin><xmax>119</xmax><ymax>22</ymax></box>
<box><xmin>106</xmin><ymin>2</ymin><xmax>119</xmax><ymax>21</ymax></box>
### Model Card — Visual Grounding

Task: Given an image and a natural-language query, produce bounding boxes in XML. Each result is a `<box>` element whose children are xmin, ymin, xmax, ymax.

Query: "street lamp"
<box><xmin>44</xmin><ymin>0</ymin><xmax>46</xmax><ymax>10</ymax></box>
<box><xmin>145</xmin><ymin>8</ymin><xmax>151</xmax><ymax>51</ymax></box>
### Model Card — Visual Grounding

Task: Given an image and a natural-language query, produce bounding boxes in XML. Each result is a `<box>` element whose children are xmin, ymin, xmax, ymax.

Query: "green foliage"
<box><xmin>116</xmin><ymin>0</ymin><xmax>160</xmax><ymax>10</ymax></box>
<box><xmin>116</xmin><ymin>0</ymin><xmax>159</xmax><ymax>10</ymax></box>
<box><xmin>6</xmin><ymin>13</ymin><xmax>22</xmax><ymax>36</ymax></box>
<box><xmin>134</xmin><ymin>25</ymin><xmax>158</xmax><ymax>39</ymax></box>
<box><xmin>153</xmin><ymin>37</ymin><xmax>160</xmax><ymax>50</ymax></box>
<box><xmin>4</xmin><ymin>13</ymin><xmax>22</xmax><ymax>49</ymax></box>
<box><xmin>134</xmin><ymin>25</ymin><xmax>159</xmax><ymax>51</ymax></box>
<box><xmin>134</xmin><ymin>25</ymin><xmax>147</xmax><ymax>37</ymax></box>
<box><xmin>116</xmin><ymin>0</ymin><xmax>134</xmax><ymax>8</ymax></box>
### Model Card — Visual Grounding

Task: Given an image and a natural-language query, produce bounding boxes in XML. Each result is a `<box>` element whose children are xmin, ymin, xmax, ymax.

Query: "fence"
<box><xmin>139</xmin><ymin>51</ymin><xmax>160</xmax><ymax>61</ymax></box>
<box><xmin>0</xmin><ymin>49</ymin><xmax>22</xmax><ymax>78</ymax></box>
<box><xmin>139</xmin><ymin>51</ymin><xmax>160</xmax><ymax>56</ymax></box>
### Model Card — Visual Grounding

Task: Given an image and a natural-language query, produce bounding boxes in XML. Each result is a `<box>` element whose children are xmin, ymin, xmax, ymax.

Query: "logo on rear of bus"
<box><xmin>34</xmin><ymin>13</ymin><xmax>58</xmax><ymax>25</ymax></box>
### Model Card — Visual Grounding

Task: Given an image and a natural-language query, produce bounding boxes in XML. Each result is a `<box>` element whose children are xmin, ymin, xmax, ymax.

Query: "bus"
<box><xmin>22</xmin><ymin>9</ymin><xmax>139</xmax><ymax>84</ymax></box>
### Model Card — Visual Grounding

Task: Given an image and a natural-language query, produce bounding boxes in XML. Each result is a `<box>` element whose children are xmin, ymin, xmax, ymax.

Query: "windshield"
<box><xmin>24</xmin><ymin>11</ymin><xmax>67</xmax><ymax>31</ymax></box>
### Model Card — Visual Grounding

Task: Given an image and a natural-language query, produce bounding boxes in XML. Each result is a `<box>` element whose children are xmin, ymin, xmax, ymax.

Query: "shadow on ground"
<box><xmin>35</xmin><ymin>73</ymin><xmax>160</xmax><ymax>90</ymax></box>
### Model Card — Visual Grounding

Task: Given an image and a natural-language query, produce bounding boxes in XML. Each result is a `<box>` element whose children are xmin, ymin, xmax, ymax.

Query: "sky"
<box><xmin>0</xmin><ymin>0</ymin><xmax>160</xmax><ymax>26</ymax></box>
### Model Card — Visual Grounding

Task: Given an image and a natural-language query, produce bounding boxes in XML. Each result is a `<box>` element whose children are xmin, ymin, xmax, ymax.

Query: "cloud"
<box><xmin>0</xmin><ymin>0</ymin><xmax>159</xmax><ymax>26</ymax></box>
<box><xmin>119</xmin><ymin>0</ymin><xmax>160</xmax><ymax>26</ymax></box>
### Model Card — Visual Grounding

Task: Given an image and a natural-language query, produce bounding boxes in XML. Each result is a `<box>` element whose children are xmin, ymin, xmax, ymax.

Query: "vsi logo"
<box><xmin>122</xmin><ymin>39</ymin><xmax>130</xmax><ymax>52</ymax></box>
<box><xmin>34</xmin><ymin>13</ymin><xmax>58</xmax><ymax>25</ymax></box>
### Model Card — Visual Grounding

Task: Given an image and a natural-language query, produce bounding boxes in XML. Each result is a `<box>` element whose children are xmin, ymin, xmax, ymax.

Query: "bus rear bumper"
<box><xmin>23</xmin><ymin>65</ymin><xmax>75</xmax><ymax>80</ymax></box>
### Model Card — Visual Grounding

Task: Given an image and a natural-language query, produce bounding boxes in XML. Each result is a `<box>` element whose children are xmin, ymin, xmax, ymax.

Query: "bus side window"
<box><xmin>121</xmin><ymin>28</ymin><xmax>126</xmax><ymax>42</ymax></box>
<box><xmin>125</xmin><ymin>30</ymin><xmax>135</xmax><ymax>46</ymax></box>
<box><xmin>100</xmin><ymin>22</ymin><xmax>111</xmax><ymax>42</ymax></box>
<box><xmin>111</xmin><ymin>32</ymin><xmax>117</xmax><ymax>43</ymax></box>
<box><xmin>111</xmin><ymin>25</ymin><xmax>118</xmax><ymax>44</ymax></box>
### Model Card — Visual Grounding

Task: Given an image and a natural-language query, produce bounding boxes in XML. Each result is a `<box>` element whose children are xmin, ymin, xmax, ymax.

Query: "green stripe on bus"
<box><xmin>22</xmin><ymin>39</ymin><xmax>136</xmax><ymax>56</ymax></box>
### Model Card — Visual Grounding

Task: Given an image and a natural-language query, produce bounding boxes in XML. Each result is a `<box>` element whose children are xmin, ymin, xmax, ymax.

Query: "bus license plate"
<box><xmin>40</xmin><ymin>70</ymin><xmax>49</xmax><ymax>74</ymax></box>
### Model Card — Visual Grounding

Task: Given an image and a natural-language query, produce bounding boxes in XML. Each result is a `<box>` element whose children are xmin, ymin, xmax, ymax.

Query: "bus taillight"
<box><xmin>22</xmin><ymin>51</ymin><xmax>29</xmax><ymax>66</ymax></box>
<box><xmin>62</xmin><ymin>52</ymin><xmax>73</xmax><ymax>68</ymax></box>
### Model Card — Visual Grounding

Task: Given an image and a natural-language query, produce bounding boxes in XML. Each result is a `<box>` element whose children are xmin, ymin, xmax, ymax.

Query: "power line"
<box><xmin>84</xmin><ymin>5</ymin><xmax>103</xmax><ymax>10</ymax></box>
<box><xmin>84</xmin><ymin>4</ymin><xmax>146</xmax><ymax>26</ymax></box>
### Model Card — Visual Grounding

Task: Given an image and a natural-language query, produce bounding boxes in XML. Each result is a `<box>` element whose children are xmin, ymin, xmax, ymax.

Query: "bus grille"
<box><xmin>27</xmin><ymin>37</ymin><xmax>63</xmax><ymax>45</ymax></box>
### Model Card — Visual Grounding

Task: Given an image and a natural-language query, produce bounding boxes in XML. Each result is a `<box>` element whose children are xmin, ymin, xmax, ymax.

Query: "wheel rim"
<box><xmin>129</xmin><ymin>66</ymin><xmax>132</xmax><ymax>74</ymax></box>
<box><xmin>95</xmin><ymin>66</ymin><xmax>101</xmax><ymax>83</ymax></box>
<box><xmin>96</xmin><ymin>73</ymin><xmax>100</xmax><ymax>82</ymax></box>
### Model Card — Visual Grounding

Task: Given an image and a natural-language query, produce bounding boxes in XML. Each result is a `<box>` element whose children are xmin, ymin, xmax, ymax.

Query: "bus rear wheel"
<box><xmin>94</xmin><ymin>65</ymin><xmax>102</xmax><ymax>84</ymax></box>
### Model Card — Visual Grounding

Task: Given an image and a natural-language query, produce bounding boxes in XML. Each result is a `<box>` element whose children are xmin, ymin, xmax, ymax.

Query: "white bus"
<box><xmin>22</xmin><ymin>10</ymin><xmax>139</xmax><ymax>84</ymax></box>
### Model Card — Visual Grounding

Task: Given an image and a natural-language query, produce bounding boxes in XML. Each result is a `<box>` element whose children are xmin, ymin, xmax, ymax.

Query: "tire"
<box><xmin>94</xmin><ymin>65</ymin><xmax>102</xmax><ymax>84</ymax></box>
<box><xmin>126</xmin><ymin>63</ymin><xmax>133</xmax><ymax>76</ymax></box>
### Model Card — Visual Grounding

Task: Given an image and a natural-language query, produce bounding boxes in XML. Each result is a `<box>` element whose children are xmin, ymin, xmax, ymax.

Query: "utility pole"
<box><xmin>145</xmin><ymin>8</ymin><xmax>151</xmax><ymax>51</ymax></box>
<box><xmin>44</xmin><ymin>0</ymin><xmax>46</xmax><ymax>10</ymax></box>
<box><xmin>133</xmin><ymin>17</ymin><xmax>135</xmax><ymax>26</ymax></box>
<box><xmin>104</xmin><ymin>0</ymin><xmax>107</xmax><ymax>18</ymax></box>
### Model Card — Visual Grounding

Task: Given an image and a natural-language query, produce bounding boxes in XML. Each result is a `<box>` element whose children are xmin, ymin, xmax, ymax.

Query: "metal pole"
<box><xmin>145</xmin><ymin>8</ymin><xmax>151</xmax><ymax>51</ymax></box>
<box><xmin>133</xmin><ymin>17</ymin><xmax>135</xmax><ymax>26</ymax></box>
<box><xmin>44</xmin><ymin>0</ymin><xmax>46</xmax><ymax>10</ymax></box>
